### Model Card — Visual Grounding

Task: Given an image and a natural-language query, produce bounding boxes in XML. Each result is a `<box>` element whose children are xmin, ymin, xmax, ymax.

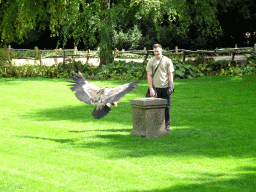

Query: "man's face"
<box><xmin>153</xmin><ymin>47</ymin><xmax>162</xmax><ymax>59</ymax></box>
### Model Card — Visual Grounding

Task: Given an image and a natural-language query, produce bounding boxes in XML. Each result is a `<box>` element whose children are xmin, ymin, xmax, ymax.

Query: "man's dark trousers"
<box><xmin>155</xmin><ymin>87</ymin><xmax>172</xmax><ymax>129</ymax></box>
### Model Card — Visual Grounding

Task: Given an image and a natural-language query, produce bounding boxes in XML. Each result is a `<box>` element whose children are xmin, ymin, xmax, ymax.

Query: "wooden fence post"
<box><xmin>143</xmin><ymin>49</ymin><xmax>149</xmax><ymax>66</ymax></box>
<box><xmin>40</xmin><ymin>50</ymin><xmax>43</xmax><ymax>65</ymax></box>
<box><xmin>215</xmin><ymin>48</ymin><xmax>218</xmax><ymax>56</ymax></box>
<box><xmin>231</xmin><ymin>49</ymin><xmax>236</xmax><ymax>64</ymax></box>
<box><xmin>63</xmin><ymin>50</ymin><xmax>66</xmax><ymax>65</ymax></box>
<box><xmin>74</xmin><ymin>46</ymin><xmax>77</xmax><ymax>55</ymax></box>
<box><xmin>175</xmin><ymin>46</ymin><xmax>178</xmax><ymax>54</ymax></box>
<box><xmin>183</xmin><ymin>51</ymin><xmax>186</xmax><ymax>62</ymax></box>
<box><xmin>34</xmin><ymin>46</ymin><xmax>39</xmax><ymax>60</ymax></box>
<box><xmin>86</xmin><ymin>49</ymin><xmax>90</xmax><ymax>64</ymax></box>
<box><xmin>8</xmin><ymin>45</ymin><xmax>12</xmax><ymax>61</ymax></box>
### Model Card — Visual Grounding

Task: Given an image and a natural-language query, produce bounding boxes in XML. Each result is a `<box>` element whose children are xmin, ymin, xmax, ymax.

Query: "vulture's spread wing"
<box><xmin>69</xmin><ymin>71</ymin><xmax>101</xmax><ymax>105</ymax></box>
<box><xmin>69</xmin><ymin>71</ymin><xmax>139</xmax><ymax>119</ymax></box>
<box><xmin>99</xmin><ymin>80</ymin><xmax>139</xmax><ymax>106</ymax></box>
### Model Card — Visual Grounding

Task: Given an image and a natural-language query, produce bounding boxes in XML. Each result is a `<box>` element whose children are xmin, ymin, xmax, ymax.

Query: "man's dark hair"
<box><xmin>153</xmin><ymin>44</ymin><xmax>162</xmax><ymax>49</ymax></box>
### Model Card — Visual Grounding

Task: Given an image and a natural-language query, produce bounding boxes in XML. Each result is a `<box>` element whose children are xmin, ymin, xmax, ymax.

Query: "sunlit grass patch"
<box><xmin>0</xmin><ymin>75</ymin><xmax>255</xmax><ymax>191</ymax></box>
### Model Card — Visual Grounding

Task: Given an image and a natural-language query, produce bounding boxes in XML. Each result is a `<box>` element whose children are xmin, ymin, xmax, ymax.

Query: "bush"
<box><xmin>3</xmin><ymin>53</ymin><xmax>254</xmax><ymax>79</ymax></box>
<box><xmin>0</xmin><ymin>59</ymin><xmax>144</xmax><ymax>80</ymax></box>
<box><xmin>215</xmin><ymin>52</ymin><xmax>256</xmax><ymax>76</ymax></box>
<box><xmin>190</xmin><ymin>56</ymin><xmax>217</xmax><ymax>76</ymax></box>
<box><xmin>0</xmin><ymin>48</ymin><xmax>10</xmax><ymax>67</ymax></box>
<box><xmin>219</xmin><ymin>63</ymin><xmax>241</xmax><ymax>76</ymax></box>
<box><xmin>216</xmin><ymin>52</ymin><xmax>256</xmax><ymax>76</ymax></box>
<box><xmin>86</xmin><ymin>61</ymin><xmax>145</xmax><ymax>80</ymax></box>
<box><xmin>0</xmin><ymin>56</ymin><xmax>201</xmax><ymax>80</ymax></box>
<box><xmin>245</xmin><ymin>52</ymin><xmax>256</xmax><ymax>64</ymax></box>
<box><xmin>0</xmin><ymin>48</ymin><xmax>11</xmax><ymax>77</ymax></box>
<box><xmin>0</xmin><ymin>59</ymin><xmax>93</xmax><ymax>78</ymax></box>
<box><xmin>172</xmin><ymin>59</ymin><xmax>200</xmax><ymax>79</ymax></box>
<box><xmin>240</xmin><ymin>53</ymin><xmax>256</xmax><ymax>75</ymax></box>
<box><xmin>112</xmin><ymin>25</ymin><xmax>143</xmax><ymax>50</ymax></box>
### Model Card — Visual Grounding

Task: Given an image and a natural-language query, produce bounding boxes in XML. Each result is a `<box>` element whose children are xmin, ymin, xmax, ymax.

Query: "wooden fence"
<box><xmin>7</xmin><ymin>44</ymin><xmax>256</xmax><ymax>65</ymax></box>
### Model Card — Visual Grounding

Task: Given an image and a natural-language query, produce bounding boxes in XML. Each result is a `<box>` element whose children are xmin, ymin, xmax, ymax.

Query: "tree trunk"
<box><xmin>98</xmin><ymin>0</ymin><xmax>114</xmax><ymax>68</ymax></box>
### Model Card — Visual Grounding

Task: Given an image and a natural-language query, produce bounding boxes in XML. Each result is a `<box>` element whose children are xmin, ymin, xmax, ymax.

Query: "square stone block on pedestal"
<box><xmin>130</xmin><ymin>98</ymin><xmax>168</xmax><ymax>138</ymax></box>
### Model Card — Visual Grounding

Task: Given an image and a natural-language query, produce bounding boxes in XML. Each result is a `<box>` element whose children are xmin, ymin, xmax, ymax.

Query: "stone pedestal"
<box><xmin>130</xmin><ymin>98</ymin><xmax>168</xmax><ymax>138</ymax></box>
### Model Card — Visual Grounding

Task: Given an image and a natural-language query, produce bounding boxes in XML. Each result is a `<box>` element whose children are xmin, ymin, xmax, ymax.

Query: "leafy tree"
<box><xmin>133</xmin><ymin>0</ymin><xmax>222</xmax><ymax>38</ymax></box>
<box><xmin>3</xmin><ymin>0</ymin><xmax>249</xmax><ymax>65</ymax></box>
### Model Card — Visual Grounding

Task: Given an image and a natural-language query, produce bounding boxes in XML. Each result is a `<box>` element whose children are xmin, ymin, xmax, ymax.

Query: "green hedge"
<box><xmin>1</xmin><ymin>46</ymin><xmax>256</xmax><ymax>79</ymax></box>
<box><xmin>0</xmin><ymin>59</ymin><xmax>201</xmax><ymax>80</ymax></box>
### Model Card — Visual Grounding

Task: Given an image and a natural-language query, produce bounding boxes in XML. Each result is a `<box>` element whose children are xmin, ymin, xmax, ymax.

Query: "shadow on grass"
<box><xmin>18</xmin><ymin>132</ymin><xmax>256</xmax><ymax>191</ymax></box>
<box><xmin>20</xmin><ymin>125</ymin><xmax>256</xmax><ymax>160</ymax></box>
<box><xmin>26</xmin><ymin>105</ymin><xmax>98</xmax><ymax>122</ymax></box>
<box><xmin>20</xmin><ymin>82</ymin><xmax>149</xmax><ymax>124</ymax></box>
<box><xmin>0</xmin><ymin>77</ymin><xmax>67</xmax><ymax>84</ymax></box>
<box><xmin>20</xmin><ymin>135</ymin><xmax>77</xmax><ymax>144</ymax></box>
<box><xmin>76</xmin><ymin>129</ymin><xmax>255</xmax><ymax>159</ymax></box>
<box><xmin>22</xmin><ymin>102</ymin><xmax>137</xmax><ymax>124</ymax></box>
<box><xmin>127</xmin><ymin>166</ymin><xmax>256</xmax><ymax>192</ymax></box>
<box><xmin>68</xmin><ymin>128</ymin><xmax>131</xmax><ymax>133</ymax></box>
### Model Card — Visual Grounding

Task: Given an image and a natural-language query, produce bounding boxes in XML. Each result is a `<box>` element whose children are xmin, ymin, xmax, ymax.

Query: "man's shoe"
<box><xmin>166</xmin><ymin>127</ymin><xmax>171</xmax><ymax>132</ymax></box>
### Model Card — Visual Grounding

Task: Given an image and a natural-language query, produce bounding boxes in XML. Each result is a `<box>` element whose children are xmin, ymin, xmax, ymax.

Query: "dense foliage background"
<box><xmin>0</xmin><ymin>0</ymin><xmax>255</xmax><ymax>78</ymax></box>
<box><xmin>0</xmin><ymin>0</ymin><xmax>255</xmax><ymax>52</ymax></box>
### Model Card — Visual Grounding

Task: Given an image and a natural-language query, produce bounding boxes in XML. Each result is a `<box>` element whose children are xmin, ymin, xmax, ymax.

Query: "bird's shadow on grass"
<box><xmin>20</xmin><ymin>104</ymin><xmax>94</xmax><ymax>122</ymax></box>
<box><xmin>19</xmin><ymin>135</ymin><xmax>78</xmax><ymax>144</ymax></box>
<box><xmin>23</xmin><ymin>102</ymin><xmax>135</xmax><ymax>124</ymax></box>
<box><xmin>21</xmin><ymin>82</ymin><xmax>149</xmax><ymax>124</ymax></box>
<box><xmin>68</xmin><ymin>128</ymin><xmax>131</xmax><ymax>133</ymax></box>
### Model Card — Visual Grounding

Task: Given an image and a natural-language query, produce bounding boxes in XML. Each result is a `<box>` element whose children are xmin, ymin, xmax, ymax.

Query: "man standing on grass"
<box><xmin>146</xmin><ymin>44</ymin><xmax>175</xmax><ymax>131</ymax></box>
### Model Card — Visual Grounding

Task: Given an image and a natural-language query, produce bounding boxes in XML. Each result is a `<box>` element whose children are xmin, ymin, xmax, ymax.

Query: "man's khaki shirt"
<box><xmin>146</xmin><ymin>56</ymin><xmax>175</xmax><ymax>87</ymax></box>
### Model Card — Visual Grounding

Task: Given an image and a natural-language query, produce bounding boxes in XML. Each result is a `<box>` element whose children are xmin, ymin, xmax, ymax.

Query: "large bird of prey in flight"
<box><xmin>68</xmin><ymin>71</ymin><xmax>138</xmax><ymax>119</ymax></box>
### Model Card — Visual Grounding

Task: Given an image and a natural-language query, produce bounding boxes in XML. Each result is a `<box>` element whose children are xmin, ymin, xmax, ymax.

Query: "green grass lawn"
<box><xmin>0</xmin><ymin>75</ymin><xmax>255</xmax><ymax>192</ymax></box>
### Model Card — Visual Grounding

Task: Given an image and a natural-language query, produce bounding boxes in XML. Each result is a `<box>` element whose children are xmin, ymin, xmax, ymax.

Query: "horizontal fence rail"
<box><xmin>5</xmin><ymin>44</ymin><xmax>256</xmax><ymax>66</ymax></box>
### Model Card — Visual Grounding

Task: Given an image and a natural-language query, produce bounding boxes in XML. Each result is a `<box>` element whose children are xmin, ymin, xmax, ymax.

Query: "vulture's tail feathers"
<box><xmin>92</xmin><ymin>105</ymin><xmax>111</xmax><ymax>119</ymax></box>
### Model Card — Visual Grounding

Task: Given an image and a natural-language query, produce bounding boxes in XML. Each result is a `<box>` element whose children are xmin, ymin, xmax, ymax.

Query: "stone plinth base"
<box><xmin>130</xmin><ymin>98</ymin><xmax>168</xmax><ymax>138</ymax></box>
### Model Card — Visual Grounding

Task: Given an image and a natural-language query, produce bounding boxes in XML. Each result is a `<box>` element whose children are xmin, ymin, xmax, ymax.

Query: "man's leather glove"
<box><xmin>167</xmin><ymin>81</ymin><xmax>174</xmax><ymax>95</ymax></box>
